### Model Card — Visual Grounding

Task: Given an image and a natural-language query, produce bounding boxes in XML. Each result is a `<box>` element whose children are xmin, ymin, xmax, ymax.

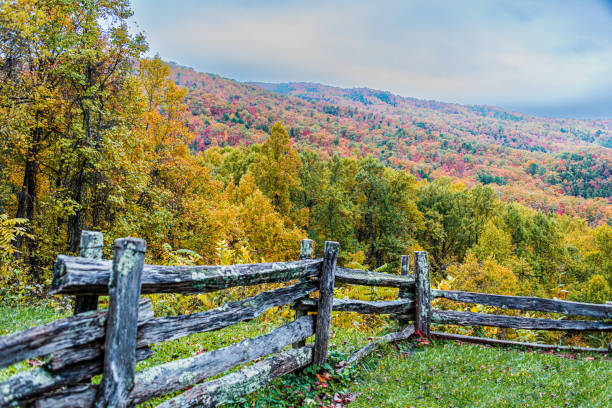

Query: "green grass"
<box><xmin>138</xmin><ymin>314</ymin><xmax>377</xmax><ymax>407</ymax></box>
<box><xmin>0</xmin><ymin>303</ymin><xmax>67</xmax><ymax>381</ymax></box>
<box><xmin>2</xmin><ymin>305</ymin><xmax>611</xmax><ymax>408</ymax></box>
<box><xmin>350</xmin><ymin>340</ymin><xmax>612</xmax><ymax>408</ymax></box>
<box><xmin>0</xmin><ymin>303</ymin><xmax>66</xmax><ymax>336</ymax></box>
<box><xmin>136</xmin><ymin>317</ymin><xmax>301</xmax><ymax>407</ymax></box>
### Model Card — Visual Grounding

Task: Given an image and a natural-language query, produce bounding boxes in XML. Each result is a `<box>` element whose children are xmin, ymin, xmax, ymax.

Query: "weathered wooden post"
<box><xmin>608</xmin><ymin>303</ymin><xmax>612</xmax><ymax>353</ymax></box>
<box><xmin>73</xmin><ymin>230</ymin><xmax>103</xmax><ymax>314</ymax></box>
<box><xmin>414</xmin><ymin>251</ymin><xmax>431</xmax><ymax>337</ymax></box>
<box><xmin>94</xmin><ymin>238</ymin><xmax>146</xmax><ymax>408</ymax></box>
<box><xmin>293</xmin><ymin>239</ymin><xmax>313</xmax><ymax>349</ymax></box>
<box><xmin>313</xmin><ymin>241</ymin><xmax>339</xmax><ymax>365</ymax></box>
<box><xmin>398</xmin><ymin>254</ymin><xmax>410</xmax><ymax>326</ymax></box>
<box><xmin>398</xmin><ymin>254</ymin><xmax>410</xmax><ymax>298</ymax></box>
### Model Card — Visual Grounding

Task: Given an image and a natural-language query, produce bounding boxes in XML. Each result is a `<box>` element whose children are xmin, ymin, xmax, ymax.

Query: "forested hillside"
<box><xmin>170</xmin><ymin>63</ymin><xmax>612</xmax><ymax>226</ymax></box>
<box><xmin>0</xmin><ymin>0</ymin><xmax>610</xmax><ymax>328</ymax></box>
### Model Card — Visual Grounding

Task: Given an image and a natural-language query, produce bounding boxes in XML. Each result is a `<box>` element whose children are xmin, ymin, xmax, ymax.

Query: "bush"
<box><xmin>569</xmin><ymin>274</ymin><xmax>612</xmax><ymax>304</ymax></box>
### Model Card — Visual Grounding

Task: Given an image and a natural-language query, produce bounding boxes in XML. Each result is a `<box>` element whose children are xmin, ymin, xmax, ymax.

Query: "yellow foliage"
<box><xmin>0</xmin><ymin>215</ymin><xmax>32</xmax><ymax>257</ymax></box>
<box><xmin>447</xmin><ymin>253</ymin><xmax>519</xmax><ymax>295</ymax></box>
<box><xmin>470</xmin><ymin>220</ymin><xmax>515</xmax><ymax>264</ymax></box>
<box><xmin>569</xmin><ymin>274</ymin><xmax>612</xmax><ymax>304</ymax></box>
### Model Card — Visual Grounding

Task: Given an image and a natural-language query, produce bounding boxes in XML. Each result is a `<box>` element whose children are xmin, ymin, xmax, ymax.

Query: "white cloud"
<box><xmin>131</xmin><ymin>0</ymin><xmax>612</xmax><ymax>117</ymax></box>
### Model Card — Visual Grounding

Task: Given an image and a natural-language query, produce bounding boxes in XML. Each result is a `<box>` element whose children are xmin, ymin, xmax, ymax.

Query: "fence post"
<box><xmin>94</xmin><ymin>238</ymin><xmax>146</xmax><ymax>408</ymax></box>
<box><xmin>73</xmin><ymin>230</ymin><xmax>103</xmax><ymax>314</ymax></box>
<box><xmin>608</xmin><ymin>302</ymin><xmax>612</xmax><ymax>353</ymax></box>
<box><xmin>398</xmin><ymin>254</ymin><xmax>410</xmax><ymax>326</ymax></box>
<box><xmin>414</xmin><ymin>251</ymin><xmax>431</xmax><ymax>337</ymax></box>
<box><xmin>313</xmin><ymin>241</ymin><xmax>339</xmax><ymax>365</ymax></box>
<box><xmin>293</xmin><ymin>239</ymin><xmax>313</xmax><ymax>349</ymax></box>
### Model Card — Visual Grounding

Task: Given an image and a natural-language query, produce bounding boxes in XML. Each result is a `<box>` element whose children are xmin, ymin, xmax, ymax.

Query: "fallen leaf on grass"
<box><xmin>27</xmin><ymin>358</ymin><xmax>43</xmax><ymax>367</ymax></box>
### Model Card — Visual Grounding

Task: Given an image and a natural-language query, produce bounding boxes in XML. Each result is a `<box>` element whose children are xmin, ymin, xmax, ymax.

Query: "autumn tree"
<box><xmin>354</xmin><ymin>157</ymin><xmax>422</xmax><ymax>268</ymax></box>
<box><xmin>310</xmin><ymin>155</ymin><xmax>360</xmax><ymax>263</ymax></box>
<box><xmin>448</xmin><ymin>253</ymin><xmax>519</xmax><ymax>295</ymax></box>
<box><xmin>0</xmin><ymin>0</ymin><xmax>146</xmax><ymax>278</ymax></box>
<box><xmin>251</xmin><ymin>122</ymin><xmax>301</xmax><ymax>217</ymax></box>
<box><xmin>416</xmin><ymin>179</ymin><xmax>496</xmax><ymax>274</ymax></box>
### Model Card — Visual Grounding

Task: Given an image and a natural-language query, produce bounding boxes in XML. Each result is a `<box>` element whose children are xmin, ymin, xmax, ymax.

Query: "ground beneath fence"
<box><xmin>2</xmin><ymin>305</ymin><xmax>611</xmax><ymax>408</ymax></box>
<box><xmin>347</xmin><ymin>340</ymin><xmax>612</xmax><ymax>408</ymax></box>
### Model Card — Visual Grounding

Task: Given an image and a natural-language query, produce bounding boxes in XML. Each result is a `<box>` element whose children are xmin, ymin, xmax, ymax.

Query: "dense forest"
<box><xmin>0</xmin><ymin>0</ymin><xmax>610</xmax><ymax>316</ymax></box>
<box><xmin>172</xmin><ymin>64</ymin><xmax>612</xmax><ymax>226</ymax></box>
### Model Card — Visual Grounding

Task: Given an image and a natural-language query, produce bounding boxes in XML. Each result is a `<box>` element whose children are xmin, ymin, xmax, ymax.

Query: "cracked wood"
<box><xmin>52</xmin><ymin>256</ymin><xmax>322</xmax><ymax>295</ymax></box>
<box><xmin>431</xmin><ymin>309</ymin><xmax>612</xmax><ymax>331</ymax></box>
<box><xmin>432</xmin><ymin>289</ymin><xmax>612</xmax><ymax>319</ymax></box>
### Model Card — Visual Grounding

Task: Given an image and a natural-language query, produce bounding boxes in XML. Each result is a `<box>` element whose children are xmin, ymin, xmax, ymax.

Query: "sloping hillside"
<box><xmin>169</xmin><ymin>62</ymin><xmax>612</xmax><ymax>225</ymax></box>
<box><xmin>251</xmin><ymin>81</ymin><xmax>612</xmax><ymax>151</ymax></box>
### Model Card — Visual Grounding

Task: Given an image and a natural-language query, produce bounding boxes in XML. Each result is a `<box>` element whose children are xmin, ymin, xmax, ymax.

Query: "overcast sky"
<box><xmin>131</xmin><ymin>0</ymin><xmax>612</xmax><ymax>119</ymax></box>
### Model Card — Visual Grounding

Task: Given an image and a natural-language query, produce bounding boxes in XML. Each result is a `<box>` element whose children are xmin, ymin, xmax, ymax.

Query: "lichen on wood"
<box><xmin>336</xmin><ymin>266</ymin><xmax>415</xmax><ymax>292</ymax></box>
<box><xmin>137</xmin><ymin>280</ymin><xmax>318</xmax><ymax>345</ymax></box>
<box><xmin>94</xmin><ymin>238</ymin><xmax>146</xmax><ymax>408</ymax></box>
<box><xmin>130</xmin><ymin>315</ymin><xmax>315</xmax><ymax>404</ymax></box>
<box><xmin>74</xmin><ymin>230</ymin><xmax>104</xmax><ymax>314</ymax></box>
<box><xmin>293</xmin><ymin>239</ymin><xmax>314</xmax><ymax>349</ymax></box>
<box><xmin>313</xmin><ymin>241</ymin><xmax>339</xmax><ymax>365</ymax></box>
<box><xmin>51</xmin><ymin>256</ymin><xmax>322</xmax><ymax>295</ymax></box>
<box><xmin>414</xmin><ymin>251</ymin><xmax>431</xmax><ymax>337</ymax></box>
<box><xmin>156</xmin><ymin>347</ymin><xmax>314</xmax><ymax>408</ymax></box>
<box><xmin>295</xmin><ymin>297</ymin><xmax>414</xmax><ymax>315</ymax></box>
<box><xmin>431</xmin><ymin>309</ymin><xmax>612</xmax><ymax>331</ymax></box>
<box><xmin>432</xmin><ymin>289</ymin><xmax>612</xmax><ymax>319</ymax></box>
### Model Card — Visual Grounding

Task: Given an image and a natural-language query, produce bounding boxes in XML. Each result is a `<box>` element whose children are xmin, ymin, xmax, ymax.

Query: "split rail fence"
<box><xmin>1</xmin><ymin>232</ymin><xmax>610</xmax><ymax>407</ymax></box>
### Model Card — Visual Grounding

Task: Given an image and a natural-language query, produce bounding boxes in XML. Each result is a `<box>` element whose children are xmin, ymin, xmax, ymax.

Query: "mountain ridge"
<box><xmin>249</xmin><ymin>80</ymin><xmax>530</xmax><ymax>121</ymax></box>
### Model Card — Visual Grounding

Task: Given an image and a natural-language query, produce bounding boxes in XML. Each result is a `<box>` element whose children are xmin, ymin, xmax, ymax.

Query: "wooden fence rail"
<box><xmin>432</xmin><ymin>289</ymin><xmax>612</xmax><ymax>319</ymax></box>
<box><xmin>52</xmin><ymin>256</ymin><xmax>322</xmax><ymax>295</ymax></box>
<box><xmin>431</xmin><ymin>309</ymin><xmax>612</xmax><ymax>331</ymax></box>
<box><xmin>1</xmin><ymin>231</ymin><xmax>610</xmax><ymax>407</ymax></box>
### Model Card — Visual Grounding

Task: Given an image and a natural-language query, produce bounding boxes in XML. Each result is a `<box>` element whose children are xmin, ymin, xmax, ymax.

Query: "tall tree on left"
<box><xmin>0</xmin><ymin>0</ymin><xmax>147</xmax><ymax>279</ymax></box>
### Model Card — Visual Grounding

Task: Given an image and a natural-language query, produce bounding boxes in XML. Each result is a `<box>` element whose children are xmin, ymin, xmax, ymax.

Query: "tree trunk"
<box><xmin>15</xmin><ymin>129</ymin><xmax>40</xmax><ymax>279</ymax></box>
<box><xmin>67</xmin><ymin>162</ymin><xmax>85</xmax><ymax>253</ymax></box>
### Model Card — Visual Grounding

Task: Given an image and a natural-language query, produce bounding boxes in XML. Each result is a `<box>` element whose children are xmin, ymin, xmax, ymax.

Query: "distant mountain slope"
<box><xmin>249</xmin><ymin>81</ymin><xmax>612</xmax><ymax>151</ymax></box>
<box><xmin>168</xmin><ymin>62</ymin><xmax>612</xmax><ymax>225</ymax></box>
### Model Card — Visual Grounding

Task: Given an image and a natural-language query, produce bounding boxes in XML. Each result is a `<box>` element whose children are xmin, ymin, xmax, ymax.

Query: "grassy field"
<box><xmin>1</xmin><ymin>304</ymin><xmax>611</xmax><ymax>408</ymax></box>
<box><xmin>350</xmin><ymin>340</ymin><xmax>612</xmax><ymax>408</ymax></box>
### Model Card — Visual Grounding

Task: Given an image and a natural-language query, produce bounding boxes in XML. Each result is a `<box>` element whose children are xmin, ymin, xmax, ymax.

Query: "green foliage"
<box><xmin>353</xmin><ymin>157</ymin><xmax>421</xmax><ymax>268</ymax></box>
<box><xmin>569</xmin><ymin>274</ymin><xmax>612</xmax><ymax>305</ymax></box>
<box><xmin>469</xmin><ymin>220</ymin><xmax>515</xmax><ymax>264</ymax></box>
<box><xmin>448</xmin><ymin>253</ymin><xmax>519</xmax><ymax>295</ymax></box>
<box><xmin>223</xmin><ymin>351</ymin><xmax>357</xmax><ymax>408</ymax></box>
<box><xmin>0</xmin><ymin>215</ymin><xmax>31</xmax><ymax>257</ymax></box>
<box><xmin>416</xmin><ymin>180</ymin><xmax>496</xmax><ymax>273</ymax></box>
<box><xmin>0</xmin><ymin>303</ymin><xmax>67</xmax><ymax>381</ymax></box>
<box><xmin>549</xmin><ymin>152</ymin><xmax>612</xmax><ymax>199</ymax></box>
<box><xmin>0</xmin><ymin>215</ymin><xmax>36</xmax><ymax>304</ymax></box>
<box><xmin>477</xmin><ymin>170</ymin><xmax>507</xmax><ymax>185</ymax></box>
<box><xmin>592</xmin><ymin>224</ymin><xmax>612</xmax><ymax>285</ymax></box>
<box><xmin>250</xmin><ymin>122</ymin><xmax>301</xmax><ymax>217</ymax></box>
<box><xmin>160</xmin><ymin>243</ymin><xmax>202</xmax><ymax>267</ymax></box>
